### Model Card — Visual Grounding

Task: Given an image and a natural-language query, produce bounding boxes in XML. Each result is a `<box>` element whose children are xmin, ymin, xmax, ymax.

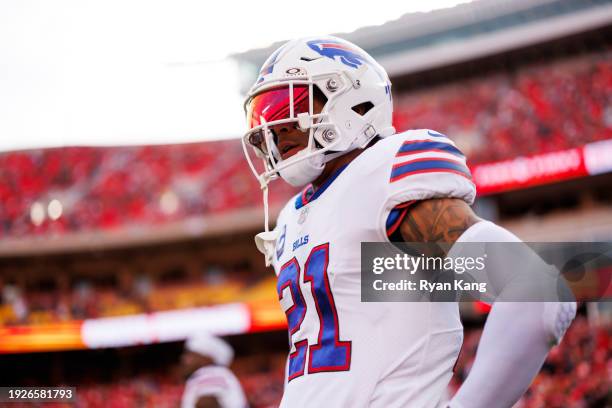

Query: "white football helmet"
<box><xmin>242</xmin><ymin>36</ymin><xmax>395</xmax><ymax>188</ymax></box>
<box><xmin>241</xmin><ymin>36</ymin><xmax>395</xmax><ymax>265</ymax></box>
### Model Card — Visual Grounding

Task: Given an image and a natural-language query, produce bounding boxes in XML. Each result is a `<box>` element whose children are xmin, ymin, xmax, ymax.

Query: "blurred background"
<box><xmin>0</xmin><ymin>0</ymin><xmax>611</xmax><ymax>406</ymax></box>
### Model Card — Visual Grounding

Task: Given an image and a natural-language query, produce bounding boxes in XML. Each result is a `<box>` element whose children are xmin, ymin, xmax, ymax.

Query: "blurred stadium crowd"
<box><xmin>0</xmin><ymin>266</ymin><xmax>275</xmax><ymax>326</ymax></box>
<box><xmin>3</xmin><ymin>315</ymin><xmax>609</xmax><ymax>408</ymax></box>
<box><xmin>394</xmin><ymin>49</ymin><xmax>612</xmax><ymax>163</ymax></box>
<box><xmin>451</xmin><ymin>316</ymin><xmax>611</xmax><ymax>408</ymax></box>
<box><xmin>0</xmin><ymin>141</ymin><xmax>278</xmax><ymax>238</ymax></box>
<box><xmin>71</xmin><ymin>352</ymin><xmax>288</xmax><ymax>408</ymax></box>
<box><xmin>0</xmin><ymin>49</ymin><xmax>610</xmax><ymax>238</ymax></box>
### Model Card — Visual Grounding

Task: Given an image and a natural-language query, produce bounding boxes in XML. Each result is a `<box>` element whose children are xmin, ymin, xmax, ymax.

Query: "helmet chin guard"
<box><xmin>278</xmin><ymin>148</ymin><xmax>325</xmax><ymax>187</ymax></box>
<box><xmin>241</xmin><ymin>36</ymin><xmax>395</xmax><ymax>264</ymax></box>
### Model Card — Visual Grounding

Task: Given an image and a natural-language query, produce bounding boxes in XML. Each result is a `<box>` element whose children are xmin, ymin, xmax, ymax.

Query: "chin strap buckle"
<box><xmin>255</xmin><ymin>230</ymin><xmax>279</xmax><ymax>267</ymax></box>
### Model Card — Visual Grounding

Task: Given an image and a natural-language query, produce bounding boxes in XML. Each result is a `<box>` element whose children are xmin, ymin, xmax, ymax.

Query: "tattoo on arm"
<box><xmin>399</xmin><ymin>198</ymin><xmax>480</xmax><ymax>254</ymax></box>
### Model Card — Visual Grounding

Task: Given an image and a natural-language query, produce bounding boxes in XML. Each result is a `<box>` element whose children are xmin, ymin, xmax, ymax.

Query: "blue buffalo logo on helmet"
<box><xmin>307</xmin><ymin>38</ymin><xmax>390</xmax><ymax>98</ymax></box>
<box><xmin>306</xmin><ymin>39</ymin><xmax>370</xmax><ymax>69</ymax></box>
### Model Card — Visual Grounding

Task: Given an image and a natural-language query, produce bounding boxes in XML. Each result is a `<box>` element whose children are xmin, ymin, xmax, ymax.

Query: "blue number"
<box><xmin>277</xmin><ymin>244</ymin><xmax>351</xmax><ymax>381</ymax></box>
<box><xmin>277</xmin><ymin>258</ymin><xmax>307</xmax><ymax>380</ymax></box>
<box><xmin>304</xmin><ymin>244</ymin><xmax>351</xmax><ymax>372</ymax></box>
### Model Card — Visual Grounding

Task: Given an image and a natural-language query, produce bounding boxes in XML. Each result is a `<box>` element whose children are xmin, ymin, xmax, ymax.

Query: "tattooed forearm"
<box><xmin>399</xmin><ymin>198</ymin><xmax>480</xmax><ymax>252</ymax></box>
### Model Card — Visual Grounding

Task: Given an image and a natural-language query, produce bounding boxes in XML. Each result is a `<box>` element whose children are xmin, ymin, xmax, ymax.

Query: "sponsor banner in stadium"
<box><xmin>0</xmin><ymin>323</ymin><xmax>85</xmax><ymax>353</ymax></box>
<box><xmin>0</xmin><ymin>301</ymin><xmax>286</xmax><ymax>354</ymax></box>
<box><xmin>472</xmin><ymin>139</ymin><xmax>612</xmax><ymax>195</ymax></box>
<box><xmin>583</xmin><ymin>139</ymin><xmax>612</xmax><ymax>176</ymax></box>
<box><xmin>81</xmin><ymin>303</ymin><xmax>251</xmax><ymax>349</ymax></box>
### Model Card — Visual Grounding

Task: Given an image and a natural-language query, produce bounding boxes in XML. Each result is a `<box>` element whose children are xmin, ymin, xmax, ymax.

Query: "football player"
<box><xmin>241</xmin><ymin>36</ymin><xmax>576</xmax><ymax>407</ymax></box>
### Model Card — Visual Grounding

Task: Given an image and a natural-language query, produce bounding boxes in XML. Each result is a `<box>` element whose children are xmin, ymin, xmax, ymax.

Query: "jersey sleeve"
<box><xmin>378</xmin><ymin>129</ymin><xmax>477</xmax><ymax>239</ymax></box>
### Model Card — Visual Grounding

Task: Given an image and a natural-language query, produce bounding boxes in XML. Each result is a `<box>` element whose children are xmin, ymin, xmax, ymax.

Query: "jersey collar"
<box><xmin>295</xmin><ymin>164</ymin><xmax>349</xmax><ymax>210</ymax></box>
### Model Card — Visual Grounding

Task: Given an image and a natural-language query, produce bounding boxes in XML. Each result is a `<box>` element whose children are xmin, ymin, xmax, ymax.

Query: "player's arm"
<box><xmin>397</xmin><ymin>198</ymin><xmax>480</xmax><ymax>248</ymax></box>
<box><xmin>195</xmin><ymin>396</ymin><xmax>221</xmax><ymax>408</ymax></box>
<box><xmin>399</xmin><ymin>198</ymin><xmax>576</xmax><ymax>408</ymax></box>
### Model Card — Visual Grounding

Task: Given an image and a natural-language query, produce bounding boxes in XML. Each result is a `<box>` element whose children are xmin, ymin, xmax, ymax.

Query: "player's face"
<box><xmin>271</xmin><ymin>95</ymin><xmax>325</xmax><ymax>160</ymax></box>
<box><xmin>246</xmin><ymin>85</ymin><xmax>326</xmax><ymax>161</ymax></box>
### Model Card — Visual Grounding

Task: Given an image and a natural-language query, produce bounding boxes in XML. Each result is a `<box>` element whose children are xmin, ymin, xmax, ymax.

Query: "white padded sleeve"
<box><xmin>447</xmin><ymin>221</ymin><xmax>576</xmax><ymax>408</ymax></box>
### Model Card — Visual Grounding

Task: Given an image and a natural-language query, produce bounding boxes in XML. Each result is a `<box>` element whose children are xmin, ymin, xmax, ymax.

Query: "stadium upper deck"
<box><xmin>232</xmin><ymin>0</ymin><xmax>612</xmax><ymax>86</ymax></box>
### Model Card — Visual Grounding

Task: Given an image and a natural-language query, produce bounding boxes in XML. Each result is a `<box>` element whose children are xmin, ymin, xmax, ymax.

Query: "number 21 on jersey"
<box><xmin>277</xmin><ymin>243</ymin><xmax>352</xmax><ymax>381</ymax></box>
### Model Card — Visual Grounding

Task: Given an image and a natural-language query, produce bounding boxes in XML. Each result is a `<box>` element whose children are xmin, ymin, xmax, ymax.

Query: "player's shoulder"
<box><xmin>367</xmin><ymin>129</ymin><xmax>460</xmax><ymax>157</ymax></box>
<box><xmin>360</xmin><ymin>129</ymin><xmax>476</xmax><ymax>209</ymax></box>
<box><xmin>351</xmin><ymin>129</ymin><xmax>462</xmax><ymax>174</ymax></box>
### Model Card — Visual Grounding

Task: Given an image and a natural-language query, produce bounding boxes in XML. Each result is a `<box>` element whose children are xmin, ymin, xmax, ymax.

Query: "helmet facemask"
<box><xmin>242</xmin><ymin>76</ymin><xmax>350</xmax><ymax>188</ymax></box>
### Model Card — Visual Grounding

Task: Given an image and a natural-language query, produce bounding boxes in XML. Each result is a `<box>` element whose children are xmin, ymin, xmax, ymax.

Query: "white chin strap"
<box><xmin>254</xmin><ymin>179</ymin><xmax>278</xmax><ymax>267</ymax></box>
<box><xmin>253</xmin><ymin>142</ymin><xmax>356</xmax><ymax>266</ymax></box>
<box><xmin>278</xmin><ymin>148</ymin><xmax>325</xmax><ymax>187</ymax></box>
<box><xmin>254</xmin><ymin>149</ymin><xmax>335</xmax><ymax>266</ymax></box>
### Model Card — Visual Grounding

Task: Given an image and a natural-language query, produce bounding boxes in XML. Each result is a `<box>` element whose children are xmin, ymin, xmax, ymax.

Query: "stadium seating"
<box><xmin>0</xmin><ymin>272</ymin><xmax>277</xmax><ymax>325</ymax></box>
<box><xmin>394</xmin><ymin>51</ymin><xmax>612</xmax><ymax>164</ymax></box>
<box><xmin>450</xmin><ymin>316</ymin><xmax>610</xmax><ymax>408</ymax></box>
<box><xmin>0</xmin><ymin>141</ymin><xmax>295</xmax><ymax>239</ymax></box>
<box><xmin>6</xmin><ymin>316</ymin><xmax>603</xmax><ymax>408</ymax></box>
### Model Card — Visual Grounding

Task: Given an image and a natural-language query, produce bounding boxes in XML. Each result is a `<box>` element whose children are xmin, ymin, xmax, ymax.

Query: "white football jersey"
<box><xmin>271</xmin><ymin>130</ymin><xmax>476</xmax><ymax>408</ymax></box>
<box><xmin>181</xmin><ymin>366</ymin><xmax>248</xmax><ymax>408</ymax></box>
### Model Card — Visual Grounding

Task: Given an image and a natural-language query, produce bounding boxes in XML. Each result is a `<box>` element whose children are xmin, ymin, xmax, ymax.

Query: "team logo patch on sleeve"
<box><xmin>390</xmin><ymin>139</ymin><xmax>472</xmax><ymax>183</ymax></box>
<box><xmin>276</xmin><ymin>224</ymin><xmax>287</xmax><ymax>260</ymax></box>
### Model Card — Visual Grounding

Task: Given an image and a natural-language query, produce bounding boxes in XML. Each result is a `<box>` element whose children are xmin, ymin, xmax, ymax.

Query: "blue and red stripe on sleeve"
<box><xmin>390</xmin><ymin>138</ymin><xmax>471</xmax><ymax>184</ymax></box>
<box><xmin>390</xmin><ymin>157</ymin><xmax>472</xmax><ymax>183</ymax></box>
<box><xmin>396</xmin><ymin>140</ymin><xmax>465</xmax><ymax>158</ymax></box>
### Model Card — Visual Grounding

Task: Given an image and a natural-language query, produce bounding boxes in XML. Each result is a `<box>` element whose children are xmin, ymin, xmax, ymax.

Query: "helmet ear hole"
<box><xmin>351</xmin><ymin>101</ymin><xmax>374</xmax><ymax>116</ymax></box>
<box><xmin>313</xmin><ymin>85</ymin><xmax>328</xmax><ymax>109</ymax></box>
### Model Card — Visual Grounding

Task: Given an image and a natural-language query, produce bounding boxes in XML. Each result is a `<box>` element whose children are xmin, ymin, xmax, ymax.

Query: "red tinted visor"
<box><xmin>246</xmin><ymin>85</ymin><xmax>310</xmax><ymax>130</ymax></box>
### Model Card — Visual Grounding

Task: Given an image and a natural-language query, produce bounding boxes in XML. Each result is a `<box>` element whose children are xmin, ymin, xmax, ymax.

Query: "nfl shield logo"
<box><xmin>298</xmin><ymin>207</ymin><xmax>309</xmax><ymax>224</ymax></box>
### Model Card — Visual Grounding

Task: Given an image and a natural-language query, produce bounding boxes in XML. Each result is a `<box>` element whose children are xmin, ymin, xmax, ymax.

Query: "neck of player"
<box><xmin>312</xmin><ymin>148</ymin><xmax>364</xmax><ymax>190</ymax></box>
